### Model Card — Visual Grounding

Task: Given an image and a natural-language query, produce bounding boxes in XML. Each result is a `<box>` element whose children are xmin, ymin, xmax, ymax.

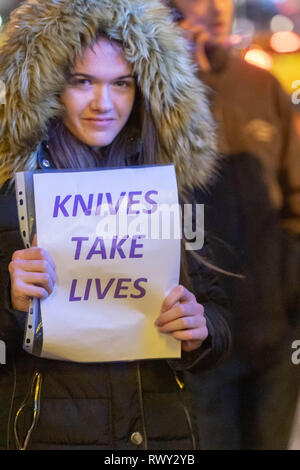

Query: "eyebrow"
<box><xmin>69</xmin><ymin>73</ymin><xmax>134</xmax><ymax>80</ymax></box>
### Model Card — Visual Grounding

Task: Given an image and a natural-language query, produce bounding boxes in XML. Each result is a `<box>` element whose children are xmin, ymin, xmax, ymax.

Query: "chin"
<box><xmin>82</xmin><ymin>135</ymin><xmax>114</xmax><ymax>148</ymax></box>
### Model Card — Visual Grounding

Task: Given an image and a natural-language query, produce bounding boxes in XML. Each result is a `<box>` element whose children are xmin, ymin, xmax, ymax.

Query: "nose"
<box><xmin>90</xmin><ymin>84</ymin><xmax>113</xmax><ymax>113</ymax></box>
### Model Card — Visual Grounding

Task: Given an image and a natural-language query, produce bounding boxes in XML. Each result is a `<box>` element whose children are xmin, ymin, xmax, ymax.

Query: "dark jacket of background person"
<box><xmin>200</xmin><ymin>47</ymin><xmax>300</xmax><ymax>238</ymax></box>
<box><xmin>198</xmin><ymin>46</ymin><xmax>300</xmax><ymax>367</ymax></box>
<box><xmin>188</xmin><ymin>46</ymin><xmax>300</xmax><ymax>450</ymax></box>
<box><xmin>0</xmin><ymin>0</ymin><xmax>231</xmax><ymax>450</ymax></box>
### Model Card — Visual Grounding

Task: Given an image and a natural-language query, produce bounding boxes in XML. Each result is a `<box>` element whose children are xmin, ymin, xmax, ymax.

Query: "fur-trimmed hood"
<box><xmin>0</xmin><ymin>0</ymin><xmax>217</xmax><ymax>189</ymax></box>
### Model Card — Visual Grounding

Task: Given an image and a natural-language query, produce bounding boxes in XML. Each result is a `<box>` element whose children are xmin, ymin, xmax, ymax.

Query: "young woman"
<box><xmin>0</xmin><ymin>0</ymin><xmax>231</xmax><ymax>450</ymax></box>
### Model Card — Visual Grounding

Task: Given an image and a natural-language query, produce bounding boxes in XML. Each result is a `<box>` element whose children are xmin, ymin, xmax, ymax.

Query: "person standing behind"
<box><xmin>167</xmin><ymin>0</ymin><xmax>300</xmax><ymax>450</ymax></box>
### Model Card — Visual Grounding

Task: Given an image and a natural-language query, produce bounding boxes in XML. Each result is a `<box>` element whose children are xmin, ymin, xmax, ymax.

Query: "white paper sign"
<box><xmin>33</xmin><ymin>165</ymin><xmax>181</xmax><ymax>362</ymax></box>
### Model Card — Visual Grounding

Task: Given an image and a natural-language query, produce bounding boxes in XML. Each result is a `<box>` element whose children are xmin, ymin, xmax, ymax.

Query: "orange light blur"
<box><xmin>244</xmin><ymin>49</ymin><xmax>274</xmax><ymax>70</ymax></box>
<box><xmin>270</xmin><ymin>31</ymin><xmax>300</xmax><ymax>53</ymax></box>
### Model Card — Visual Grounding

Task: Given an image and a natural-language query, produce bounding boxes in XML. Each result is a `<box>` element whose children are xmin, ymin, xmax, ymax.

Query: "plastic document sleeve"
<box><xmin>15</xmin><ymin>171</ymin><xmax>43</xmax><ymax>357</ymax></box>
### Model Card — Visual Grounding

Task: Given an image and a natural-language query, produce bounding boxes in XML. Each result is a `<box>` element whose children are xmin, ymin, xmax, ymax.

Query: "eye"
<box><xmin>113</xmin><ymin>78</ymin><xmax>135</xmax><ymax>89</ymax></box>
<box><xmin>114</xmin><ymin>80</ymin><xmax>129</xmax><ymax>88</ymax></box>
<box><xmin>68</xmin><ymin>76</ymin><xmax>92</xmax><ymax>87</ymax></box>
<box><xmin>78</xmin><ymin>78</ymin><xmax>91</xmax><ymax>85</ymax></box>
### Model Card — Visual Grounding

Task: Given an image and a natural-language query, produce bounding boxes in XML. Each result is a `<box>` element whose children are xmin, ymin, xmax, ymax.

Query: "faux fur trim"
<box><xmin>0</xmin><ymin>0</ymin><xmax>218</xmax><ymax>189</ymax></box>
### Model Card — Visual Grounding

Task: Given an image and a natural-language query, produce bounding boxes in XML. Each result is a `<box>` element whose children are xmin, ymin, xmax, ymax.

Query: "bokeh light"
<box><xmin>244</xmin><ymin>48</ymin><xmax>274</xmax><ymax>70</ymax></box>
<box><xmin>270</xmin><ymin>31</ymin><xmax>300</xmax><ymax>53</ymax></box>
<box><xmin>270</xmin><ymin>14</ymin><xmax>295</xmax><ymax>33</ymax></box>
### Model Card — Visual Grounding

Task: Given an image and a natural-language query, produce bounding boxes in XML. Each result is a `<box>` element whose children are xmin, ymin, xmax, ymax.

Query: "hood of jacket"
<box><xmin>0</xmin><ymin>0</ymin><xmax>218</xmax><ymax>190</ymax></box>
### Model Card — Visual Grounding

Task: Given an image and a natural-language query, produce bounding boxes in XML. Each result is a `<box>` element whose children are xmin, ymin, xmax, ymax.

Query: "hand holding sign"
<box><xmin>9</xmin><ymin>238</ymin><xmax>57</xmax><ymax>312</ymax></box>
<box><xmin>155</xmin><ymin>285</ymin><xmax>208</xmax><ymax>352</ymax></box>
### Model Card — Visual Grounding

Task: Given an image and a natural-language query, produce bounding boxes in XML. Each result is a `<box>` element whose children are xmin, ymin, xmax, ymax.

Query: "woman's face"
<box><xmin>61</xmin><ymin>38</ymin><xmax>136</xmax><ymax>148</ymax></box>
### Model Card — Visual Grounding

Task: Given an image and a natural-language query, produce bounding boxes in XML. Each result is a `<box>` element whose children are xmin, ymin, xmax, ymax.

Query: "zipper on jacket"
<box><xmin>175</xmin><ymin>373</ymin><xmax>184</xmax><ymax>390</ymax></box>
<box><xmin>14</xmin><ymin>371</ymin><xmax>42</xmax><ymax>450</ymax></box>
<box><xmin>136</xmin><ymin>362</ymin><xmax>148</xmax><ymax>450</ymax></box>
<box><xmin>174</xmin><ymin>372</ymin><xmax>197</xmax><ymax>450</ymax></box>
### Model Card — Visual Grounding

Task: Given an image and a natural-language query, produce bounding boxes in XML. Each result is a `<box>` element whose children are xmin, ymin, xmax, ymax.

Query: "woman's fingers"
<box><xmin>13</xmin><ymin>279</ymin><xmax>50</xmax><ymax>300</ymax></box>
<box><xmin>13</xmin><ymin>271</ymin><xmax>55</xmax><ymax>295</ymax></box>
<box><xmin>9</xmin><ymin>259</ymin><xmax>57</xmax><ymax>284</ymax></box>
<box><xmin>156</xmin><ymin>301</ymin><xmax>204</xmax><ymax>327</ymax></box>
<box><xmin>156</xmin><ymin>309</ymin><xmax>206</xmax><ymax>333</ymax></box>
<box><xmin>172</xmin><ymin>327</ymin><xmax>208</xmax><ymax>342</ymax></box>
<box><xmin>156</xmin><ymin>285</ymin><xmax>208</xmax><ymax>351</ymax></box>
<box><xmin>12</xmin><ymin>247</ymin><xmax>56</xmax><ymax>272</ymax></box>
<box><xmin>160</xmin><ymin>285</ymin><xmax>195</xmax><ymax>314</ymax></box>
<box><xmin>9</xmin><ymin>244</ymin><xmax>57</xmax><ymax>312</ymax></box>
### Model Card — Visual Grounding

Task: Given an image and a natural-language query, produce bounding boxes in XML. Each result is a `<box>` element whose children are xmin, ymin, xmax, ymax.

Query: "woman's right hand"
<box><xmin>8</xmin><ymin>243</ymin><xmax>57</xmax><ymax>313</ymax></box>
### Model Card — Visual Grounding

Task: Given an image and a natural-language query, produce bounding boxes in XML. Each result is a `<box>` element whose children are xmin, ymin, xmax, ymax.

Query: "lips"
<box><xmin>82</xmin><ymin>117</ymin><xmax>116</xmax><ymax>128</ymax></box>
<box><xmin>83</xmin><ymin>117</ymin><xmax>115</xmax><ymax>123</ymax></box>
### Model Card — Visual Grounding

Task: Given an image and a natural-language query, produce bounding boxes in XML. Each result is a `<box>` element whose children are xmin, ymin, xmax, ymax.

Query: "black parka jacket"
<box><xmin>0</xmin><ymin>0</ymin><xmax>231</xmax><ymax>450</ymax></box>
<box><xmin>0</xmin><ymin>178</ymin><xmax>231</xmax><ymax>450</ymax></box>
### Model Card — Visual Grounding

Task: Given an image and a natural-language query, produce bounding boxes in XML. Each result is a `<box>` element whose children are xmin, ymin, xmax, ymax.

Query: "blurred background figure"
<box><xmin>166</xmin><ymin>0</ymin><xmax>300</xmax><ymax>450</ymax></box>
<box><xmin>0</xmin><ymin>1</ymin><xmax>20</xmax><ymax>25</ymax></box>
